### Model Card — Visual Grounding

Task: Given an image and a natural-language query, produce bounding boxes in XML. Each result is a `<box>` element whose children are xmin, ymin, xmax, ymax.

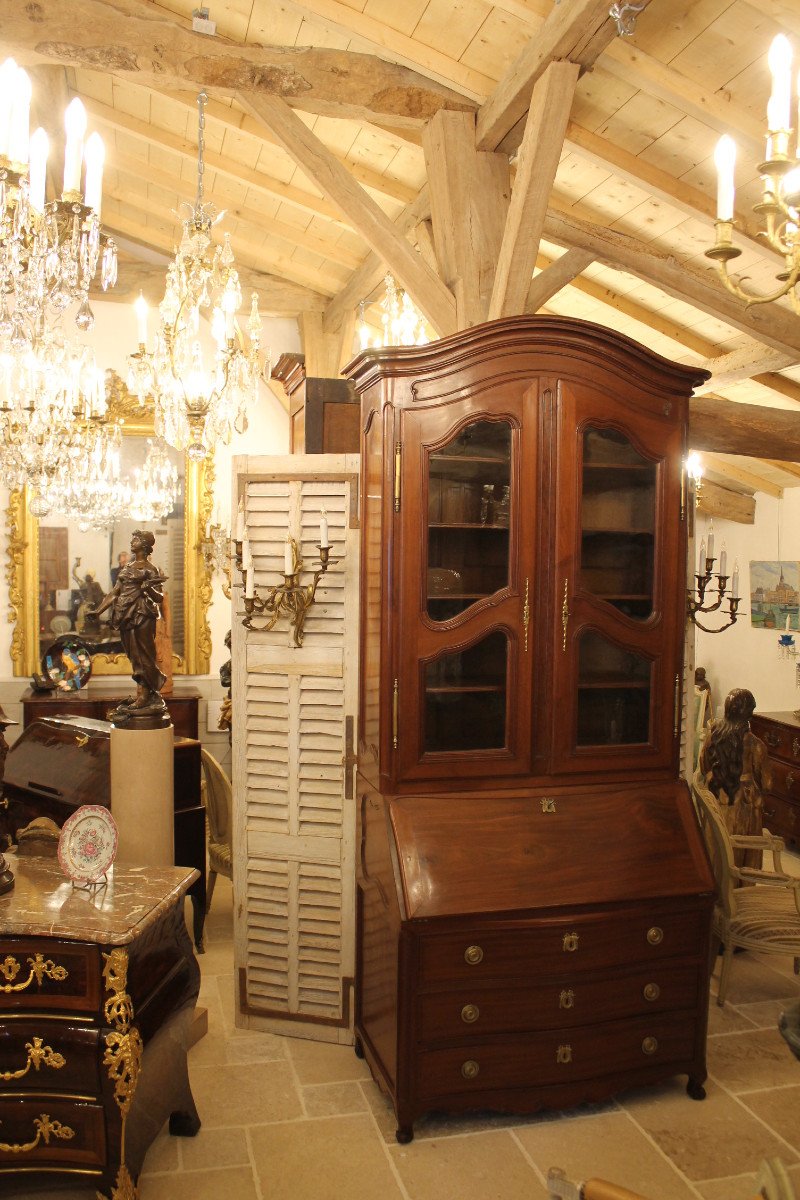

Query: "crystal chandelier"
<box><xmin>128</xmin><ymin>91</ymin><xmax>264</xmax><ymax>461</ymax></box>
<box><xmin>707</xmin><ymin>34</ymin><xmax>800</xmax><ymax>310</ymax></box>
<box><xmin>128</xmin><ymin>438</ymin><xmax>180</xmax><ymax>524</ymax></box>
<box><xmin>358</xmin><ymin>273</ymin><xmax>430</xmax><ymax>349</ymax></box>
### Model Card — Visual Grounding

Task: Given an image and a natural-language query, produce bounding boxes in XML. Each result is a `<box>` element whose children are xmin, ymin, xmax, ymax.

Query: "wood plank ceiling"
<box><xmin>4</xmin><ymin>0</ymin><xmax>800</xmax><ymax>511</ymax></box>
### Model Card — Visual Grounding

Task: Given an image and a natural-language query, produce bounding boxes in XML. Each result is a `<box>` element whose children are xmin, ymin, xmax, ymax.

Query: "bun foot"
<box><xmin>354</xmin><ymin>1037</ymin><xmax>365</xmax><ymax>1059</ymax></box>
<box><xmin>170</xmin><ymin>1109</ymin><xmax>201</xmax><ymax>1136</ymax></box>
<box><xmin>395</xmin><ymin>1126</ymin><xmax>413</xmax><ymax>1144</ymax></box>
<box><xmin>686</xmin><ymin>1077</ymin><xmax>706</xmax><ymax>1101</ymax></box>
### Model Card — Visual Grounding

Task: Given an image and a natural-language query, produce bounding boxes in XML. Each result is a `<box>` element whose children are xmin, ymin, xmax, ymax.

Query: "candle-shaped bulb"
<box><xmin>235</xmin><ymin>497</ymin><xmax>245</xmax><ymax>542</ymax></box>
<box><xmin>320</xmin><ymin>507</ymin><xmax>329</xmax><ymax>549</ymax></box>
<box><xmin>285</xmin><ymin>538</ymin><xmax>294</xmax><ymax>576</ymax></box>
<box><xmin>719</xmin><ymin>543</ymin><xmax>727</xmax><ymax>577</ymax></box>
<box><xmin>83</xmin><ymin>131</ymin><xmax>105</xmax><ymax>215</ymax></box>
<box><xmin>0</xmin><ymin>59</ymin><xmax>18</xmax><ymax>159</ymax></box>
<box><xmin>714</xmin><ymin>135</ymin><xmax>737</xmax><ymax>221</ymax></box>
<box><xmin>8</xmin><ymin>67</ymin><xmax>31</xmax><ymax>168</ymax></box>
<box><xmin>768</xmin><ymin>34</ymin><xmax>793</xmax><ymax>130</ymax></box>
<box><xmin>133</xmin><ymin>292</ymin><xmax>148</xmax><ymax>348</ymax></box>
<box><xmin>698</xmin><ymin>538</ymin><xmax>706</xmax><ymax>574</ymax></box>
<box><xmin>28</xmin><ymin>127</ymin><xmax>48</xmax><ymax>213</ymax></box>
<box><xmin>63</xmin><ymin>97</ymin><xmax>87</xmax><ymax>194</ymax></box>
<box><xmin>706</xmin><ymin>521</ymin><xmax>715</xmax><ymax>561</ymax></box>
<box><xmin>732</xmin><ymin>560</ymin><xmax>740</xmax><ymax>596</ymax></box>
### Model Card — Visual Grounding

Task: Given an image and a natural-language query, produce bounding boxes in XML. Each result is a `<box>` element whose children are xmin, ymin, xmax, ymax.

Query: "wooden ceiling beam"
<box><xmin>0</xmin><ymin>0</ymin><xmax>474</xmax><ymax>134</ymax></box>
<box><xmin>702</xmin><ymin>452</ymin><xmax>783</xmax><ymax>499</ymax></box>
<box><xmin>543</xmin><ymin>206</ymin><xmax>800</xmax><ymax>357</ymax></box>
<box><xmin>157</xmin><ymin>88</ymin><xmax>416</xmax><ymax>207</ymax></box>
<box><xmin>476</xmin><ymin>0</ymin><xmax>649</xmax><ymax>152</ymax></box>
<box><xmin>489</xmin><ymin>62</ymin><xmax>579</xmax><ymax>320</ymax></box>
<box><xmin>690</xmin><ymin>396</ymin><xmax>800</xmax><ymax>461</ymax></box>
<box><xmin>239</xmin><ymin>93</ymin><xmax>457</xmax><ymax>336</ymax></box>
<box><xmin>763</xmin><ymin>460</ymin><xmax>800</xmax><ymax>482</ymax></box>
<box><xmin>696</xmin><ymin>477</ymin><xmax>756</xmax><ymax>524</ymax></box>
<box><xmin>526</xmin><ymin>249</ymin><xmax>596</xmax><ymax>312</ymax></box>
<box><xmin>693</xmin><ymin>346</ymin><xmax>797</xmax><ymax>395</ymax></box>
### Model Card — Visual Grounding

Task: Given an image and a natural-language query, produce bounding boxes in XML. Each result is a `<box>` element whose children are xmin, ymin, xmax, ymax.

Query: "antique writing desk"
<box><xmin>0</xmin><ymin>852</ymin><xmax>200</xmax><ymax>1198</ymax></box>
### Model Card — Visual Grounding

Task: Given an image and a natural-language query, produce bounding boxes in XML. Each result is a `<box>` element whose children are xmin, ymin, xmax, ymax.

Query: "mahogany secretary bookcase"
<box><xmin>344</xmin><ymin>316</ymin><xmax>715</xmax><ymax>1143</ymax></box>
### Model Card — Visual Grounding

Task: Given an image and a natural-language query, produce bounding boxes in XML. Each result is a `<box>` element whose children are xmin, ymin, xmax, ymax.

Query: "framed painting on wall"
<box><xmin>750</xmin><ymin>561</ymin><xmax>800</xmax><ymax>630</ymax></box>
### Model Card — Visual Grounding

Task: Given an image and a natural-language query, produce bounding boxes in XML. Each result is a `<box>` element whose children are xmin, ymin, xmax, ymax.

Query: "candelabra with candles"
<box><xmin>233</xmin><ymin>503</ymin><xmax>332</xmax><ymax>647</ymax></box>
<box><xmin>201</xmin><ymin>521</ymin><xmax>232</xmax><ymax>599</ymax></box>
<box><xmin>687</xmin><ymin>524</ymin><xmax>742</xmax><ymax>633</ymax></box>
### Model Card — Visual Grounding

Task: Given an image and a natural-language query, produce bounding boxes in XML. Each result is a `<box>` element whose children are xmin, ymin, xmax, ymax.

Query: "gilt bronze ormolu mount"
<box><xmin>235</xmin><ymin>536</ymin><xmax>331</xmax><ymax>647</ymax></box>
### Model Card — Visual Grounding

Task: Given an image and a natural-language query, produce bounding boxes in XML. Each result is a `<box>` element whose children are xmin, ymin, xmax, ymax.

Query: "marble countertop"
<box><xmin>0</xmin><ymin>851</ymin><xmax>198</xmax><ymax>945</ymax></box>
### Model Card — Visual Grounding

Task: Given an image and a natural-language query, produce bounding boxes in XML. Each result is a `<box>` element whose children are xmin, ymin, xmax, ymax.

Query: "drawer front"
<box><xmin>767</xmin><ymin>761</ymin><xmax>800</xmax><ymax>803</ymax></box>
<box><xmin>0</xmin><ymin>1098</ymin><xmax>106</xmax><ymax>1168</ymax></box>
<box><xmin>418</xmin><ymin>963</ymin><xmax>701</xmax><ymax>1042</ymax></box>
<box><xmin>0</xmin><ymin>1022</ymin><xmax>101</xmax><ymax>1097</ymax></box>
<box><xmin>0</xmin><ymin>941</ymin><xmax>100</xmax><ymax>1014</ymax></box>
<box><xmin>417</xmin><ymin>910</ymin><xmax>705</xmax><ymax>988</ymax></box>
<box><xmin>417</xmin><ymin>1012</ymin><xmax>697</xmax><ymax>1099</ymax></box>
<box><xmin>762</xmin><ymin>792</ymin><xmax>800</xmax><ymax>840</ymax></box>
<box><xmin>751</xmin><ymin>718</ymin><xmax>800</xmax><ymax>764</ymax></box>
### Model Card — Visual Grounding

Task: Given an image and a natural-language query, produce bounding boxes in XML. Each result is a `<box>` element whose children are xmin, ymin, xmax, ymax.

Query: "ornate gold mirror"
<box><xmin>6</xmin><ymin>374</ymin><xmax>213</xmax><ymax>677</ymax></box>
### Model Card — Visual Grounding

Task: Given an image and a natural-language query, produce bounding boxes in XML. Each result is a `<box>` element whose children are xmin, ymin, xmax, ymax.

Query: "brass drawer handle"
<box><xmin>646</xmin><ymin>927</ymin><xmax>663</xmax><ymax>946</ymax></box>
<box><xmin>461</xmin><ymin>1059</ymin><xmax>480</xmax><ymax>1080</ymax></box>
<box><xmin>794</xmin><ymin>737</ymin><xmax>800</xmax><ymax>758</ymax></box>
<box><xmin>557</xmin><ymin>1044</ymin><xmax>572</xmax><ymax>1063</ymax></box>
<box><xmin>464</xmin><ymin>945</ymin><xmax>483</xmax><ymax>966</ymax></box>
<box><xmin>764</xmin><ymin>731</ymin><xmax>781</xmax><ymax>748</ymax></box>
<box><xmin>788</xmin><ymin>773</ymin><xmax>796</xmax><ymax>790</ymax></box>
<box><xmin>643</xmin><ymin>983</ymin><xmax>660</xmax><ymax>1002</ymax></box>
<box><xmin>562</xmin><ymin>932</ymin><xmax>579</xmax><ymax>952</ymax></box>
<box><xmin>0</xmin><ymin>1113</ymin><xmax>75</xmax><ymax>1155</ymax></box>
<box><xmin>0</xmin><ymin>954</ymin><xmax>68</xmax><ymax>994</ymax></box>
<box><xmin>0</xmin><ymin>1037</ymin><xmax>66</xmax><ymax>1082</ymax></box>
<box><xmin>559</xmin><ymin>989</ymin><xmax>575</xmax><ymax>1009</ymax></box>
<box><xmin>0</xmin><ymin>798</ymin><xmax>8</xmax><ymax>810</ymax></box>
<box><xmin>461</xmin><ymin>1004</ymin><xmax>480</xmax><ymax>1024</ymax></box>
<box><xmin>642</xmin><ymin>1036</ymin><xmax>658</xmax><ymax>1055</ymax></box>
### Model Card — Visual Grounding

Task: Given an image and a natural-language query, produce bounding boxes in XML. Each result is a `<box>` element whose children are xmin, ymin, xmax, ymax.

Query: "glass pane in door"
<box><xmin>424</xmin><ymin>630</ymin><xmax>508</xmax><ymax>752</ymax></box>
<box><xmin>427</xmin><ymin>420</ymin><xmax>512</xmax><ymax>621</ymax></box>
<box><xmin>576</xmin><ymin>631</ymin><xmax>652</xmax><ymax>746</ymax></box>
<box><xmin>580</xmin><ymin>427</ymin><xmax>656</xmax><ymax>619</ymax></box>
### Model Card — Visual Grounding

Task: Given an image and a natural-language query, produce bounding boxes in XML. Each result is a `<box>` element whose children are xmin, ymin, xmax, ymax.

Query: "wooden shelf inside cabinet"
<box><xmin>578</xmin><ymin>678</ymin><xmax>650</xmax><ymax>690</ymax></box>
<box><xmin>429</xmin><ymin>523</ymin><xmax>510</xmax><ymax>531</ymax></box>
<box><xmin>583</xmin><ymin>463</ymin><xmax>653</xmax><ymax>475</ymax></box>
<box><xmin>428</xmin><ymin>593</ymin><xmax>494</xmax><ymax>601</ymax></box>
<box><xmin>426</xmin><ymin>684</ymin><xmax>505</xmax><ymax>694</ymax></box>
<box><xmin>583</xmin><ymin>528</ymin><xmax>654</xmax><ymax>537</ymax></box>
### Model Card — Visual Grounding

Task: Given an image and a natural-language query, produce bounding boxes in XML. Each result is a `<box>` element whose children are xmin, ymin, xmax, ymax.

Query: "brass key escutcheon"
<box><xmin>464</xmin><ymin>945</ymin><xmax>484</xmax><ymax>965</ymax></box>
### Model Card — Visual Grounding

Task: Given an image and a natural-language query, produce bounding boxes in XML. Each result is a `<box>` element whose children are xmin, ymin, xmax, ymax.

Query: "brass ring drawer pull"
<box><xmin>643</xmin><ymin>983</ymin><xmax>660</xmax><ymax>1002</ymax></box>
<box><xmin>0</xmin><ymin>1037</ymin><xmax>66</xmax><ymax>1082</ymax></box>
<box><xmin>0</xmin><ymin>1114</ymin><xmax>75</xmax><ymax>1155</ymax></box>
<box><xmin>562</xmin><ymin>932</ymin><xmax>580</xmax><ymax>952</ymax></box>
<box><xmin>461</xmin><ymin>1004</ymin><xmax>480</xmax><ymax>1024</ymax></box>
<box><xmin>461</xmin><ymin>1059</ymin><xmax>480</xmax><ymax>1080</ymax></box>
<box><xmin>646</xmin><ymin>927</ymin><xmax>663</xmax><ymax>946</ymax></box>
<box><xmin>0</xmin><ymin>953</ymin><xmax>68</xmax><ymax>994</ymax></box>
<box><xmin>464</xmin><ymin>945</ymin><xmax>483</xmax><ymax>965</ymax></box>
<box><xmin>642</xmin><ymin>1036</ymin><xmax>658</xmax><ymax>1055</ymax></box>
<box><xmin>556</xmin><ymin>1044</ymin><xmax>572</xmax><ymax>1063</ymax></box>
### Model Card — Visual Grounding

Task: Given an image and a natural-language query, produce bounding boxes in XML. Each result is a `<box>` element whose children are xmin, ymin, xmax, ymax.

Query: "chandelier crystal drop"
<box><xmin>706</xmin><ymin>33</ymin><xmax>800</xmax><ymax>310</ymax></box>
<box><xmin>358</xmin><ymin>273</ymin><xmax>429</xmax><ymax>350</ymax></box>
<box><xmin>128</xmin><ymin>91</ymin><xmax>265</xmax><ymax>461</ymax></box>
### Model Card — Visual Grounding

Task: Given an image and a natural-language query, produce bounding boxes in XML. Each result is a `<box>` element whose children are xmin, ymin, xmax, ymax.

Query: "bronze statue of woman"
<box><xmin>89</xmin><ymin>530</ymin><xmax>169</xmax><ymax>725</ymax></box>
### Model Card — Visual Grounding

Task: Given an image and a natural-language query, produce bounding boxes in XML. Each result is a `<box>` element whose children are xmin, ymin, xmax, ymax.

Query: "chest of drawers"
<box><xmin>749</xmin><ymin>711</ymin><xmax>800</xmax><ymax>845</ymax></box>
<box><xmin>0</xmin><ymin>853</ymin><xmax>200</xmax><ymax>1197</ymax></box>
<box><xmin>356</xmin><ymin>782</ymin><xmax>714</xmax><ymax>1142</ymax></box>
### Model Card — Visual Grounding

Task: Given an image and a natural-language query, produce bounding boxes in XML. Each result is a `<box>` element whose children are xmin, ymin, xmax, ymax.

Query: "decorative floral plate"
<box><xmin>42</xmin><ymin>635</ymin><xmax>93</xmax><ymax>693</ymax></box>
<box><xmin>58</xmin><ymin>805</ymin><xmax>118</xmax><ymax>883</ymax></box>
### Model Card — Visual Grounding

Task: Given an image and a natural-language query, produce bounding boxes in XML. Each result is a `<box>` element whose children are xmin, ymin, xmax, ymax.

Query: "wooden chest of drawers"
<box><xmin>0</xmin><ymin>853</ymin><xmax>200</xmax><ymax>1197</ymax></box>
<box><xmin>750</xmin><ymin>711</ymin><xmax>800</xmax><ymax>845</ymax></box>
<box><xmin>356</xmin><ymin>782</ymin><xmax>714</xmax><ymax>1142</ymax></box>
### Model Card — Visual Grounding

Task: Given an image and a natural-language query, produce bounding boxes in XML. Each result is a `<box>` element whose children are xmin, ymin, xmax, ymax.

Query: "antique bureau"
<box><xmin>0</xmin><ymin>851</ymin><xmax>200</xmax><ymax>1198</ymax></box>
<box><xmin>749</xmin><ymin>710</ymin><xmax>800</xmax><ymax>846</ymax></box>
<box><xmin>345</xmin><ymin>316</ymin><xmax>715</xmax><ymax>1141</ymax></box>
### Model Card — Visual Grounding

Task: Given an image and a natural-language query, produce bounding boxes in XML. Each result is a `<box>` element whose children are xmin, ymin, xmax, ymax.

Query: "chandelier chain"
<box><xmin>196</xmin><ymin>91</ymin><xmax>207</xmax><ymax>211</ymax></box>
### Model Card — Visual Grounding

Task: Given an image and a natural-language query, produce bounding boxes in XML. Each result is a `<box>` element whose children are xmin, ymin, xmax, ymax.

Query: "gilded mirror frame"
<box><xmin>6</xmin><ymin>373</ymin><xmax>213</xmax><ymax>677</ymax></box>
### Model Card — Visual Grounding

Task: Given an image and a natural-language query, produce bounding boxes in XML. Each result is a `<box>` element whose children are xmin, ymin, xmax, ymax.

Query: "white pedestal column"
<box><xmin>110</xmin><ymin>724</ymin><xmax>174</xmax><ymax>866</ymax></box>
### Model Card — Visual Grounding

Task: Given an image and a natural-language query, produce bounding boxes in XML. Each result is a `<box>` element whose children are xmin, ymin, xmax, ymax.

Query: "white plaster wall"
<box><xmin>0</xmin><ymin>297</ymin><xmax>296</xmax><ymax>758</ymax></box>
<box><xmin>695</xmin><ymin>489</ymin><xmax>800</xmax><ymax>717</ymax></box>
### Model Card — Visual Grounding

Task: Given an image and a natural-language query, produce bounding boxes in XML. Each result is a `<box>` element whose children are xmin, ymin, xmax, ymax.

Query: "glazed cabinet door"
<box><xmin>392</xmin><ymin>390</ymin><xmax>537</xmax><ymax>785</ymax></box>
<box><xmin>550</xmin><ymin>380</ymin><xmax>684</xmax><ymax>774</ymax></box>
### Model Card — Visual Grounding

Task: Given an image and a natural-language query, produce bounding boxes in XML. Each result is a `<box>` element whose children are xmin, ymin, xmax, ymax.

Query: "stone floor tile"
<box><xmin>707</xmin><ymin>1001</ymin><xmax>760</xmax><ymax>1034</ymax></box>
<box><xmin>738</xmin><ymin>1084</ymin><xmax>800</xmax><ymax>1152</ymax></box>
<box><xmin>618</xmin><ymin>1078</ymin><xmax>797</xmax><ymax>1180</ymax></box>
<box><xmin>140</xmin><ymin>1165</ymin><xmax>259</xmax><ymax>1199</ymax></box>
<box><xmin>392</xmin><ymin>1129</ymin><xmax>547</xmax><ymax>1200</ymax></box>
<box><xmin>734</xmin><ymin>998</ymin><xmax>795</xmax><ymax>1029</ymax></box>
<box><xmin>707</xmin><ymin>1027</ymin><xmax>800</xmax><ymax>1092</ymax></box>
<box><xmin>139</xmin><ymin>1123</ymin><xmax>179</xmax><ymax>1174</ymax></box>
<box><xmin>224</xmin><ymin>1028</ymin><xmax>288</xmax><ymax>1064</ymax></box>
<box><xmin>514</xmin><ymin>1109</ymin><xmax>697</xmax><ymax>1200</ymax></box>
<box><xmin>711</xmin><ymin>952</ymin><xmax>800</xmax><ymax>1005</ymax></box>
<box><xmin>303</xmin><ymin>1080</ymin><xmax>370</xmax><ymax>1117</ymax></box>
<box><xmin>179</xmin><ymin>1125</ymin><xmax>250</xmax><ymax>1170</ymax></box>
<box><xmin>189</xmin><ymin>1059</ymin><xmax>303</xmax><ymax>1126</ymax></box>
<box><xmin>285</xmin><ymin>1036</ymin><xmax>372</xmax><ymax>1084</ymax></box>
<box><xmin>249</xmin><ymin>1114</ymin><xmax>405</xmax><ymax>1200</ymax></box>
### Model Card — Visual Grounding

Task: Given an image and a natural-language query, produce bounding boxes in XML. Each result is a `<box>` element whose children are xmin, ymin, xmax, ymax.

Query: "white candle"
<box><xmin>7</xmin><ymin>67</ymin><xmax>31</xmax><ymax>167</ymax></box>
<box><xmin>769</xmin><ymin>34</ymin><xmax>793</xmax><ymax>130</ymax></box>
<box><xmin>83</xmin><ymin>131</ymin><xmax>104</xmax><ymax>215</ymax></box>
<box><xmin>713</xmin><ymin>135</ymin><xmax>736</xmax><ymax>221</ymax></box>
<box><xmin>284</xmin><ymin>538</ymin><xmax>293</xmax><ymax>575</ymax></box>
<box><xmin>244</xmin><ymin>565</ymin><xmax>254</xmax><ymax>599</ymax></box>
<box><xmin>320</xmin><ymin>508</ymin><xmax>329</xmax><ymax>548</ymax></box>
<box><xmin>698</xmin><ymin>538</ymin><xmax>706</xmax><ymax>574</ymax></box>
<box><xmin>719</xmin><ymin>544</ymin><xmax>727</xmax><ymax>577</ymax></box>
<box><xmin>28</xmin><ymin>127</ymin><xmax>48</xmax><ymax>213</ymax></box>
<box><xmin>133</xmin><ymin>292</ymin><xmax>148</xmax><ymax>348</ymax></box>
<box><xmin>235</xmin><ymin>498</ymin><xmax>245</xmax><ymax>542</ymax></box>
<box><xmin>63</xmin><ymin>97</ymin><xmax>87</xmax><ymax>195</ymax></box>
<box><xmin>241</xmin><ymin>533</ymin><xmax>251</xmax><ymax>569</ymax></box>
<box><xmin>706</xmin><ymin>522</ymin><xmax>715</xmax><ymax>561</ymax></box>
<box><xmin>0</xmin><ymin>59</ymin><xmax>18</xmax><ymax>159</ymax></box>
<box><xmin>732</xmin><ymin>561</ymin><xmax>740</xmax><ymax>596</ymax></box>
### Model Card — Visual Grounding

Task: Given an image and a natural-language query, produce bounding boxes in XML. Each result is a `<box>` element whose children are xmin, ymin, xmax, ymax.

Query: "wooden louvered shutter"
<box><xmin>232</xmin><ymin>455</ymin><xmax>359</xmax><ymax>1043</ymax></box>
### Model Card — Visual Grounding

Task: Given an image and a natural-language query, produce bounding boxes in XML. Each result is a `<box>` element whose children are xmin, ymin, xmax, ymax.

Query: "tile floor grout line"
<box><xmin>245</xmin><ymin>1124</ymin><xmax>266</xmax><ymax>1200</ymax></box>
<box><xmin>282</xmin><ymin>1044</ymin><xmax>310</xmax><ymax>1118</ymax></box>
<box><xmin>707</xmin><ymin>1069</ymin><xmax>800</xmax><ymax>1164</ymax></box>
<box><xmin>507</xmin><ymin>1126</ymin><xmax>552</xmax><ymax>1191</ymax></box>
<box><xmin>616</xmin><ymin>1099</ymin><xmax>707</xmax><ymax>1199</ymax></box>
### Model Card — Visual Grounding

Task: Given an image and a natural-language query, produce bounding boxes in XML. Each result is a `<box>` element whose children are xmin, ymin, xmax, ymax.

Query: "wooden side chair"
<box><xmin>692</xmin><ymin>768</ymin><xmax>800</xmax><ymax>1005</ymax></box>
<box><xmin>200</xmin><ymin>749</ymin><xmax>232</xmax><ymax>913</ymax></box>
<box><xmin>548</xmin><ymin>1160</ymin><xmax>796</xmax><ymax>1200</ymax></box>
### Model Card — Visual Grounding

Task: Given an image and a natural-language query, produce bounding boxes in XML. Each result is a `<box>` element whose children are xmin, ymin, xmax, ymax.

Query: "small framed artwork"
<box><xmin>750</xmin><ymin>561</ymin><xmax>800</xmax><ymax>630</ymax></box>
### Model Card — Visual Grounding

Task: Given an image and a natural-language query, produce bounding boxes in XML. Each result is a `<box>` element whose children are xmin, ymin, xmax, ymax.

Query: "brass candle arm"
<box><xmin>236</xmin><ymin>535</ymin><xmax>332</xmax><ymax>647</ymax></box>
<box><xmin>687</xmin><ymin>556</ymin><xmax>743</xmax><ymax>634</ymax></box>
